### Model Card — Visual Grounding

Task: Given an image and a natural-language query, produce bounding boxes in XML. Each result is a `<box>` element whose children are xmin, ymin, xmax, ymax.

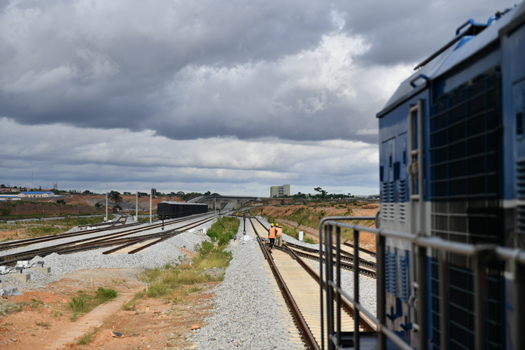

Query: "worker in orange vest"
<box><xmin>268</xmin><ymin>223</ymin><xmax>276</xmax><ymax>249</ymax></box>
<box><xmin>276</xmin><ymin>223</ymin><xmax>283</xmax><ymax>247</ymax></box>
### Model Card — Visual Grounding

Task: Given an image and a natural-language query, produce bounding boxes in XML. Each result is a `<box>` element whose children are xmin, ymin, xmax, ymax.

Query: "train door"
<box><xmin>408</xmin><ymin>100</ymin><xmax>425</xmax><ymax>234</ymax></box>
<box><xmin>407</xmin><ymin>100</ymin><xmax>426</xmax><ymax>348</ymax></box>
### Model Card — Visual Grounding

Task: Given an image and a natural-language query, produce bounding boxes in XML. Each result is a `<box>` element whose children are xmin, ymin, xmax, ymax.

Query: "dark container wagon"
<box><xmin>157</xmin><ymin>202</ymin><xmax>208</xmax><ymax>220</ymax></box>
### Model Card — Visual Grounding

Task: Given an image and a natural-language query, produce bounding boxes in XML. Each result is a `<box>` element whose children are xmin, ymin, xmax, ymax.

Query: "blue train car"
<box><xmin>377</xmin><ymin>4</ymin><xmax>525</xmax><ymax>350</ymax></box>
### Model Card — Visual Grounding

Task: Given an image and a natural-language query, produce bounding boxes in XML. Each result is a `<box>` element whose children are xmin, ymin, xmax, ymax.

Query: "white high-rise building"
<box><xmin>270</xmin><ymin>184</ymin><xmax>290</xmax><ymax>198</ymax></box>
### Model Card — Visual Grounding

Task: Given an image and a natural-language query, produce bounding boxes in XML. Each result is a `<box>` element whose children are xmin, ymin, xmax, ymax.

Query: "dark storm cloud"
<box><xmin>0</xmin><ymin>0</ymin><xmax>519</xmax><ymax>143</ymax></box>
<box><xmin>339</xmin><ymin>0</ymin><xmax>519</xmax><ymax>66</ymax></box>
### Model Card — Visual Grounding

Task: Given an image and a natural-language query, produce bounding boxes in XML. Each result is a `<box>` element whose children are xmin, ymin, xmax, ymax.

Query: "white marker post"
<box><xmin>299</xmin><ymin>231</ymin><xmax>304</xmax><ymax>242</ymax></box>
<box><xmin>105</xmin><ymin>192</ymin><xmax>108</xmax><ymax>222</ymax></box>
<box><xmin>149</xmin><ymin>188</ymin><xmax>152</xmax><ymax>224</ymax></box>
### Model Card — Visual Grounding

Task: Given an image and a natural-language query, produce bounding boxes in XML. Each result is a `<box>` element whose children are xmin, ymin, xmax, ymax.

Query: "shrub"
<box><xmin>69</xmin><ymin>297</ymin><xmax>88</xmax><ymax>312</ymax></box>
<box><xmin>95</xmin><ymin>287</ymin><xmax>117</xmax><ymax>301</ymax></box>
<box><xmin>0</xmin><ymin>207</ymin><xmax>12</xmax><ymax>216</ymax></box>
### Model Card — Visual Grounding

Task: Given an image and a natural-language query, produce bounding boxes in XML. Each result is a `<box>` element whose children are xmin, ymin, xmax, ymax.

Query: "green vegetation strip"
<box><xmin>0</xmin><ymin>215</ymin><xmax>115</xmax><ymax>240</ymax></box>
<box><xmin>139</xmin><ymin>217</ymin><xmax>239</xmax><ymax>300</ymax></box>
<box><xmin>69</xmin><ymin>287</ymin><xmax>118</xmax><ymax>321</ymax></box>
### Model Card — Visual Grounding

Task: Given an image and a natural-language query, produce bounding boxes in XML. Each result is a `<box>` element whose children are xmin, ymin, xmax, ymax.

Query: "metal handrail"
<box><xmin>320</xmin><ymin>216</ymin><xmax>525</xmax><ymax>350</ymax></box>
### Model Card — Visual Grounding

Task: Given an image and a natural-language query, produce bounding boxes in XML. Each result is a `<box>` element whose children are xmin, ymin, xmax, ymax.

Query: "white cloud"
<box><xmin>0</xmin><ymin>117</ymin><xmax>378</xmax><ymax>195</ymax></box>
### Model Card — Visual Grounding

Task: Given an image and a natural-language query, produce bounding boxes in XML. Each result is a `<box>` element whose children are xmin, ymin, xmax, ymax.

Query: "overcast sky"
<box><xmin>0</xmin><ymin>0</ymin><xmax>519</xmax><ymax>196</ymax></box>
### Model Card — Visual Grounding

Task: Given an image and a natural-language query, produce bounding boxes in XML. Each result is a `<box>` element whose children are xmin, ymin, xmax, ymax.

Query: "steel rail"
<box><xmin>343</xmin><ymin>241</ymin><xmax>377</xmax><ymax>258</ymax></box>
<box><xmin>0</xmin><ymin>212</ymin><xmax>212</xmax><ymax>251</ymax></box>
<box><xmin>0</xmin><ymin>214</ymin><xmax>217</xmax><ymax>264</ymax></box>
<box><xmin>249</xmin><ymin>218</ymin><xmax>319</xmax><ymax>350</ymax></box>
<box><xmin>285</xmin><ymin>241</ymin><xmax>377</xmax><ymax>273</ymax></box>
<box><xmin>103</xmin><ymin>216</ymin><xmax>216</xmax><ymax>255</ymax></box>
<box><xmin>282</xmin><ymin>245</ymin><xmax>376</xmax><ymax>331</ymax></box>
<box><xmin>288</xmin><ymin>246</ymin><xmax>376</xmax><ymax>278</ymax></box>
<box><xmin>254</xmin><ymin>217</ymin><xmax>377</xmax><ymax>272</ymax></box>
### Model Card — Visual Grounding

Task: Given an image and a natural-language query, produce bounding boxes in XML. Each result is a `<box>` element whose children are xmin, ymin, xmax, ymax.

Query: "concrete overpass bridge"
<box><xmin>187</xmin><ymin>195</ymin><xmax>260</xmax><ymax>210</ymax></box>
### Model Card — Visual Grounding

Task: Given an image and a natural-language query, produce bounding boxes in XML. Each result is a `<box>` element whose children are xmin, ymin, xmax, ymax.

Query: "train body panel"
<box><xmin>376</xmin><ymin>4</ymin><xmax>525</xmax><ymax>349</ymax></box>
<box><xmin>157</xmin><ymin>202</ymin><xmax>208</xmax><ymax>219</ymax></box>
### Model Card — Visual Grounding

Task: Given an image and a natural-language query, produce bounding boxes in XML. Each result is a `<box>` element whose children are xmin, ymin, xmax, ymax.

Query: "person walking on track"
<box><xmin>276</xmin><ymin>223</ymin><xmax>283</xmax><ymax>247</ymax></box>
<box><xmin>268</xmin><ymin>223</ymin><xmax>276</xmax><ymax>249</ymax></box>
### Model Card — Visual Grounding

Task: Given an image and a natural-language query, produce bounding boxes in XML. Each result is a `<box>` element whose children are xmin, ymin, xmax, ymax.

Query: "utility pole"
<box><xmin>136</xmin><ymin>192</ymin><xmax>139</xmax><ymax>222</ymax></box>
<box><xmin>149</xmin><ymin>188</ymin><xmax>152</xmax><ymax>224</ymax></box>
<box><xmin>105</xmin><ymin>192</ymin><xmax>108</xmax><ymax>222</ymax></box>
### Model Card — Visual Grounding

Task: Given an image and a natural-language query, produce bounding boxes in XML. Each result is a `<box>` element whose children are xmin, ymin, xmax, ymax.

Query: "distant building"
<box><xmin>0</xmin><ymin>188</ymin><xmax>21</xmax><ymax>193</ymax></box>
<box><xmin>0</xmin><ymin>195</ymin><xmax>20</xmax><ymax>201</ymax></box>
<box><xmin>19</xmin><ymin>191</ymin><xmax>53</xmax><ymax>198</ymax></box>
<box><xmin>270</xmin><ymin>184</ymin><xmax>290</xmax><ymax>198</ymax></box>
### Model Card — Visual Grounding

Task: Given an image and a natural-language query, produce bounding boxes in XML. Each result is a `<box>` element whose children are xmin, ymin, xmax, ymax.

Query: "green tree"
<box><xmin>314</xmin><ymin>187</ymin><xmax>327</xmax><ymax>200</ymax></box>
<box><xmin>110</xmin><ymin>191</ymin><xmax>122</xmax><ymax>205</ymax></box>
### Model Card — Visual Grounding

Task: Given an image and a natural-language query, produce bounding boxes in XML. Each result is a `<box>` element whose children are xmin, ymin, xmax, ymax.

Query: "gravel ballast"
<box><xmin>0</xmin><ymin>219</ymin><xmax>216</xmax><ymax>291</ymax></box>
<box><xmin>192</xmin><ymin>218</ymin><xmax>303</xmax><ymax>350</ymax></box>
<box><xmin>0</xmin><ymin>214</ymin><xmax>214</xmax><ymax>259</ymax></box>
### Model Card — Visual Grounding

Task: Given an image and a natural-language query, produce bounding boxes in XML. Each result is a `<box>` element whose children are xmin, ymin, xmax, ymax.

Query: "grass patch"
<box><xmin>140</xmin><ymin>217</ymin><xmax>239</xmax><ymax>300</ymax></box>
<box><xmin>95</xmin><ymin>287</ymin><xmax>118</xmax><ymax>301</ymax></box>
<box><xmin>77</xmin><ymin>328</ymin><xmax>99</xmax><ymax>345</ymax></box>
<box><xmin>68</xmin><ymin>288</ymin><xmax>118</xmax><ymax>321</ymax></box>
<box><xmin>1</xmin><ymin>215</ymin><xmax>116</xmax><ymax>239</ymax></box>
<box><xmin>206</xmin><ymin>217</ymin><xmax>239</xmax><ymax>245</ymax></box>
<box><xmin>69</xmin><ymin>297</ymin><xmax>89</xmax><ymax>313</ymax></box>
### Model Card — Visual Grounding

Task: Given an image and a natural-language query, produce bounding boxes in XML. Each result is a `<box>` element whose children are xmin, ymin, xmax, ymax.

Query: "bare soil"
<box><xmin>0</xmin><ymin>268</ymin><xmax>215</xmax><ymax>349</ymax></box>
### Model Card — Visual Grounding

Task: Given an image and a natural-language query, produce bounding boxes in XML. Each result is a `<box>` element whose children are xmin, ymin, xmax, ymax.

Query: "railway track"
<box><xmin>0</xmin><ymin>213</ymin><xmax>217</xmax><ymax>265</ymax></box>
<box><xmin>253</xmin><ymin>217</ymin><xmax>377</xmax><ymax>276</ymax></box>
<box><xmin>0</xmin><ymin>212</ymin><xmax>212</xmax><ymax>252</ymax></box>
<box><xmin>249</xmin><ymin>218</ymin><xmax>375</xmax><ymax>350</ymax></box>
<box><xmin>285</xmin><ymin>242</ymin><xmax>376</xmax><ymax>278</ymax></box>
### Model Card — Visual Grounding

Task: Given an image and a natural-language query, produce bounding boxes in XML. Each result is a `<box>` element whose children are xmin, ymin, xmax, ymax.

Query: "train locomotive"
<box><xmin>375</xmin><ymin>4</ymin><xmax>525</xmax><ymax>350</ymax></box>
<box><xmin>157</xmin><ymin>202</ymin><xmax>209</xmax><ymax>220</ymax></box>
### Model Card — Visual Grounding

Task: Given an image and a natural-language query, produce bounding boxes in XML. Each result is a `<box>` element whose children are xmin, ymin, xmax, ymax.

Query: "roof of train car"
<box><xmin>159</xmin><ymin>201</ymin><xmax>208</xmax><ymax>205</ymax></box>
<box><xmin>377</xmin><ymin>3</ymin><xmax>525</xmax><ymax>118</ymax></box>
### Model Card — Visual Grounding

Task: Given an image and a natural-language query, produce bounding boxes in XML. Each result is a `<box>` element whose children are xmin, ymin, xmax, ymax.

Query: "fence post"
<box><xmin>336</xmin><ymin>226</ymin><xmax>342</xmax><ymax>347</ymax></box>
<box><xmin>417</xmin><ymin>245</ymin><xmax>428</xmax><ymax>350</ymax></box>
<box><xmin>354</xmin><ymin>229</ymin><xmax>360</xmax><ymax>349</ymax></box>
<box><xmin>377</xmin><ymin>233</ymin><xmax>386</xmax><ymax>350</ymax></box>
<box><xmin>320</xmin><ymin>223</ymin><xmax>325</xmax><ymax>350</ymax></box>
<box><xmin>473</xmin><ymin>252</ymin><xmax>486</xmax><ymax>350</ymax></box>
<box><xmin>326</xmin><ymin>225</ymin><xmax>334</xmax><ymax>350</ymax></box>
<box><xmin>515</xmin><ymin>258</ymin><xmax>525</xmax><ymax>350</ymax></box>
<box><xmin>438</xmin><ymin>250</ymin><xmax>448</xmax><ymax>350</ymax></box>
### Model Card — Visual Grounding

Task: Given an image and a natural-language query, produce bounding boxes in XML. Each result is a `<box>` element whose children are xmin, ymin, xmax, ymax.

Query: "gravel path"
<box><xmin>192</xmin><ymin>218</ymin><xmax>304</xmax><ymax>350</ymax></box>
<box><xmin>0</xmin><ymin>219</ymin><xmax>216</xmax><ymax>291</ymax></box>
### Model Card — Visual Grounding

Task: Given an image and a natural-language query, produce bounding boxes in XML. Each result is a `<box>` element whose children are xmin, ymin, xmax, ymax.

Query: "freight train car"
<box><xmin>322</xmin><ymin>4</ymin><xmax>525</xmax><ymax>350</ymax></box>
<box><xmin>157</xmin><ymin>202</ymin><xmax>208</xmax><ymax>219</ymax></box>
